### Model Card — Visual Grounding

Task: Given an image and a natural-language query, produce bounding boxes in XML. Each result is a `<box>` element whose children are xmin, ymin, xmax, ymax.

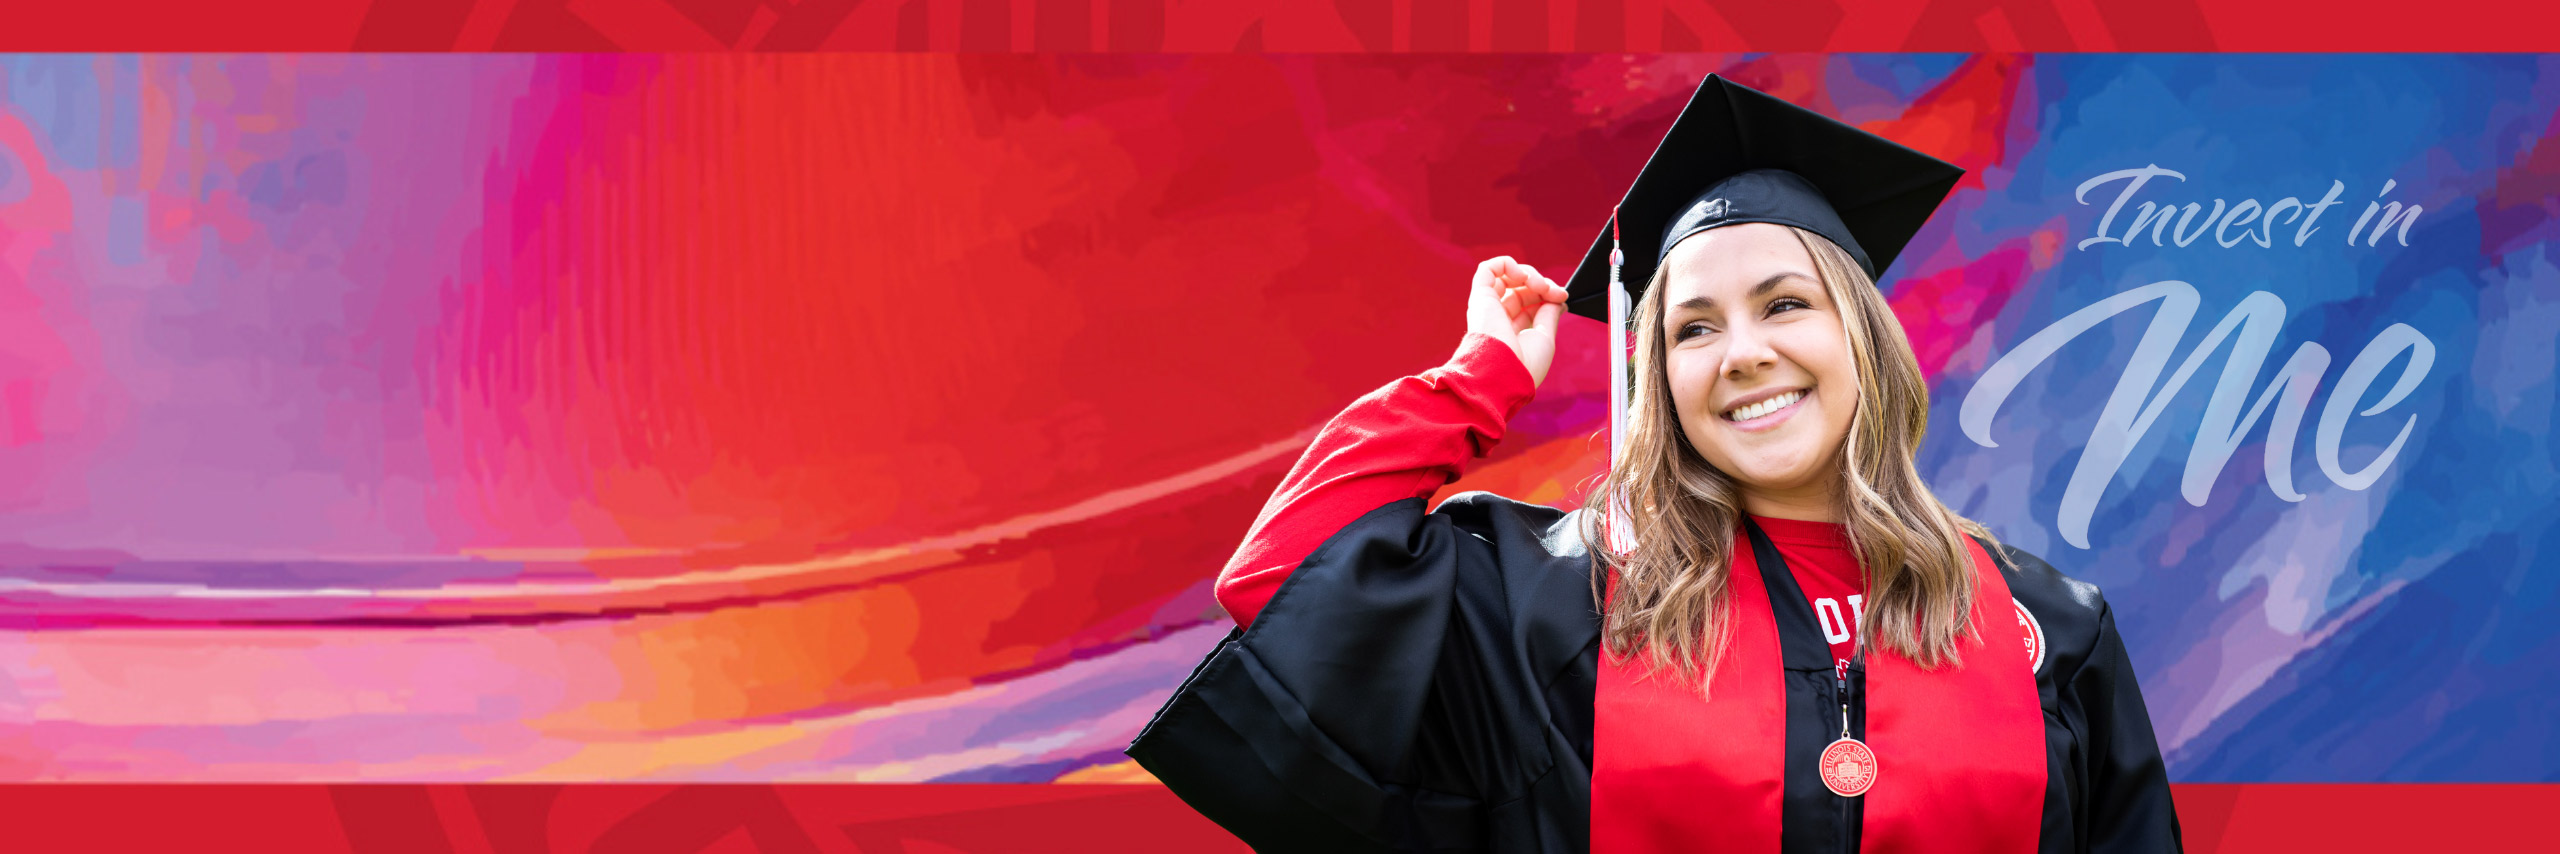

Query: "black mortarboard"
<box><xmin>1569</xmin><ymin>74</ymin><xmax>1963</xmax><ymax>470</ymax></box>
<box><xmin>1563</xmin><ymin>74</ymin><xmax>1965</xmax><ymax>322</ymax></box>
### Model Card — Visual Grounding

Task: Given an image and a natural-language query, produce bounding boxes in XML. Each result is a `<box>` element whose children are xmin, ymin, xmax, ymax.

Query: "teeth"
<box><xmin>1725</xmin><ymin>390</ymin><xmax>1804</xmax><ymax>422</ymax></box>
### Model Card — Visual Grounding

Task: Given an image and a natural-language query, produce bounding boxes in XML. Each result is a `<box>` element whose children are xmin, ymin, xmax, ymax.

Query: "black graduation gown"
<box><xmin>1125</xmin><ymin>492</ymin><xmax>2185</xmax><ymax>853</ymax></box>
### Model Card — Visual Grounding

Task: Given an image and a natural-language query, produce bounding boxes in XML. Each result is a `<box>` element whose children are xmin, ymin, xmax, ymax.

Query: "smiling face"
<box><xmin>1656</xmin><ymin>223</ymin><xmax>1861</xmax><ymax>518</ymax></box>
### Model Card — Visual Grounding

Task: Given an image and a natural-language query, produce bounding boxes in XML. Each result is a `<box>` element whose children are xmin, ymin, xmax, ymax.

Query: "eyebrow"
<box><xmin>1672</xmin><ymin>272</ymin><xmax>1813</xmax><ymax>313</ymax></box>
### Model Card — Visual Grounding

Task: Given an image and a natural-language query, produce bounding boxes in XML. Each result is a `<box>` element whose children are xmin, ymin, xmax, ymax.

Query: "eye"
<box><xmin>1767</xmin><ymin>297</ymin><xmax>1811</xmax><ymax>315</ymax></box>
<box><xmin>1675</xmin><ymin>321</ymin><xmax>1717</xmax><ymax>342</ymax></box>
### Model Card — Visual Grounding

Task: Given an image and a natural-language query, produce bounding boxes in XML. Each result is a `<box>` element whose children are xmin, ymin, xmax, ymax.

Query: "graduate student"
<box><xmin>1127</xmin><ymin>74</ymin><xmax>2182</xmax><ymax>853</ymax></box>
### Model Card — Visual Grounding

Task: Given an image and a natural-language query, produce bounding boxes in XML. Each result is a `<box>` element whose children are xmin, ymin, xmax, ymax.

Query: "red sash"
<box><xmin>1590</xmin><ymin>525</ymin><xmax>2045</xmax><ymax>852</ymax></box>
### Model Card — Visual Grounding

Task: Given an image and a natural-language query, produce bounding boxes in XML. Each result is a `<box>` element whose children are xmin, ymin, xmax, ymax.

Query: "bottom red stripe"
<box><xmin>0</xmin><ymin>782</ymin><xmax>2546</xmax><ymax>852</ymax></box>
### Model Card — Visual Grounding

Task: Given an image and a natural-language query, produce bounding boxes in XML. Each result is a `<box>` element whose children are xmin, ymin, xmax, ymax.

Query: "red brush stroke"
<box><xmin>1860</xmin><ymin>53</ymin><xmax>2029</xmax><ymax>193</ymax></box>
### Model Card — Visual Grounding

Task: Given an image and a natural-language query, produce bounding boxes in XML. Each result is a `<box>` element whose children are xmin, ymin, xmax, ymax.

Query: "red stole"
<box><xmin>1589</xmin><ymin>524</ymin><xmax>2045</xmax><ymax>853</ymax></box>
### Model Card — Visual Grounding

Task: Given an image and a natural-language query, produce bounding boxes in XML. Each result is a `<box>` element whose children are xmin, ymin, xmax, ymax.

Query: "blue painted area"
<box><xmin>1889</xmin><ymin>55</ymin><xmax>2560</xmax><ymax>781</ymax></box>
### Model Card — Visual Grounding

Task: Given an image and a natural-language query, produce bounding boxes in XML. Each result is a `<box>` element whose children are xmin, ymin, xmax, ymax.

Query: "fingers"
<box><xmin>1466</xmin><ymin>257</ymin><xmax>1523</xmax><ymax>348</ymax></box>
<box><xmin>1472</xmin><ymin>256</ymin><xmax>1502</xmax><ymax>297</ymax></box>
<box><xmin>1540</xmin><ymin>270</ymin><xmax>1569</xmax><ymax>304</ymax></box>
<box><xmin>1505</xmin><ymin>261</ymin><xmax>1569</xmax><ymax>305</ymax></box>
<box><xmin>1476</xmin><ymin>256</ymin><xmax>1524</xmax><ymax>323</ymax></box>
<box><xmin>1476</xmin><ymin>256</ymin><xmax>1569</xmax><ymax>325</ymax></box>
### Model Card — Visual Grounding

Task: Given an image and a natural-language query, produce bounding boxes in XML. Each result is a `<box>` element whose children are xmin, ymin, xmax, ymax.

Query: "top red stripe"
<box><xmin>5</xmin><ymin>0</ymin><xmax>2557</xmax><ymax>52</ymax></box>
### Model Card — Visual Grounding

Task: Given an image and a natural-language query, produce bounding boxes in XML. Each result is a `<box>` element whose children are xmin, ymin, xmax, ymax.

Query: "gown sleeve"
<box><xmin>2073</xmin><ymin>601</ymin><xmax>2186</xmax><ymax>853</ymax></box>
<box><xmin>1215</xmin><ymin>331</ymin><xmax>1540</xmax><ymax>626</ymax></box>
<box><xmin>1130</xmin><ymin>335</ymin><xmax>1601</xmax><ymax>853</ymax></box>
<box><xmin>1992</xmin><ymin>542</ymin><xmax>2185</xmax><ymax>853</ymax></box>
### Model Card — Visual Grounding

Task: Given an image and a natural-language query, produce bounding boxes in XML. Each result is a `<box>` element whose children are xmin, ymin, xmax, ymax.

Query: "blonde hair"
<box><xmin>1583</xmin><ymin>226</ymin><xmax>1999</xmax><ymax>689</ymax></box>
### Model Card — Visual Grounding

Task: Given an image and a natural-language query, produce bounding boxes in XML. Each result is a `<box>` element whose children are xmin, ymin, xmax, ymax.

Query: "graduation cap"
<box><xmin>1563</xmin><ymin>73</ymin><xmax>1964</xmax><ymax>465</ymax></box>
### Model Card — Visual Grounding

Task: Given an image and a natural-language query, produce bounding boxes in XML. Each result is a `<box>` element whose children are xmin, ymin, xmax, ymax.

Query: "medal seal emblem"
<box><xmin>1819</xmin><ymin>737</ymin><xmax>1878</xmax><ymax>797</ymax></box>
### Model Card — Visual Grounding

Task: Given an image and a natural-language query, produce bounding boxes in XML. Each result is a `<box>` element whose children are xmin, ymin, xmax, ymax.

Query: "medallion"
<box><xmin>1820</xmin><ymin>736</ymin><xmax>1878</xmax><ymax>797</ymax></box>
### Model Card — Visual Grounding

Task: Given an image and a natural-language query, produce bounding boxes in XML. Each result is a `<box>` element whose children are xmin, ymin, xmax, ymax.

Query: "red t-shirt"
<box><xmin>1214</xmin><ymin>333</ymin><xmax>1867</xmax><ymax>674</ymax></box>
<box><xmin>1748</xmin><ymin>514</ymin><xmax>1866</xmax><ymax>679</ymax></box>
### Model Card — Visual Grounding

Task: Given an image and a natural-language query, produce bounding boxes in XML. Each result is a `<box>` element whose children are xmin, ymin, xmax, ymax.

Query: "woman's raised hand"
<box><xmin>1464</xmin><ymin>256</ymin><xmax>1570</xmax><ymax>389</ymax></box>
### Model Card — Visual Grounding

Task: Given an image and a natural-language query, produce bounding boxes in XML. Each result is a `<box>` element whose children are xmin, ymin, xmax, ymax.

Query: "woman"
<box><xmin>1128</xmin><ymin>74</ymin><xmax>2181</xmax><ymax>853</ymax></box>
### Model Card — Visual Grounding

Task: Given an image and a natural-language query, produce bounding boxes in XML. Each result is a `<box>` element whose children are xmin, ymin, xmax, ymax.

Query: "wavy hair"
<box><xmin>1583</xmin><ymin>226</ymin><xmax>2000</xmax><ymax>690</ymax></box>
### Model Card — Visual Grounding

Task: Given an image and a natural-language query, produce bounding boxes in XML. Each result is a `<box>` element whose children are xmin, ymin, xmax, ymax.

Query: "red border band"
<box><xmin>3</xmin><ymin>0</ymin><xmax>2558</xmax><ymax>52</ymax></box>
<box><xmin>0</xmin><ymin>783</ymin><xmax>2550</xmax><ymax>852</ymax></box>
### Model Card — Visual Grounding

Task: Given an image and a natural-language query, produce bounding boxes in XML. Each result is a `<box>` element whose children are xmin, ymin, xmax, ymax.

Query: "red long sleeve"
<box><xmin>1215</xmin><ymin>332</ymin><xmax>1540</xmax><ymax>626</ymax></box>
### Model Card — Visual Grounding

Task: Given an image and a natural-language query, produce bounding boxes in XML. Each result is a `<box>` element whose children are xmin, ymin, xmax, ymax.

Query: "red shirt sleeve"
<box><xmin>1215</xmin><ymin>332</ymin><xmax>1540</xmax><ymax>626</ymax></box>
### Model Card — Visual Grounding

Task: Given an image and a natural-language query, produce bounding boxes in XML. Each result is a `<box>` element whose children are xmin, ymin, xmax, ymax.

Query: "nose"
<box><xmin>1719</xmin><ymin>318</ymin><xmax>1778</xmax><ymax>380</ymax></box>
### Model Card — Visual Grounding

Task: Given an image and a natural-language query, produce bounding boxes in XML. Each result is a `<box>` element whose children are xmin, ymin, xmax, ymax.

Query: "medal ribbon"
<box><xmin>1591</xmin><ymin>524</ymin><xmax>1787</xmax><ymax>852</ymax></box>
<box><xmin>1856</xmin><ymin>534</ymin><xmax>2044</xmax><ymax>853</ymax></box>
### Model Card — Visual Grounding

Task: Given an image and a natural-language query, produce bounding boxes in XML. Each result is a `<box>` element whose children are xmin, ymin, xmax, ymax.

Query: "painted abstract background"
<box><xmin>0</xmin><ymin>53</ymin><xmax>2550</xmax><ymax>783</ymax></box>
